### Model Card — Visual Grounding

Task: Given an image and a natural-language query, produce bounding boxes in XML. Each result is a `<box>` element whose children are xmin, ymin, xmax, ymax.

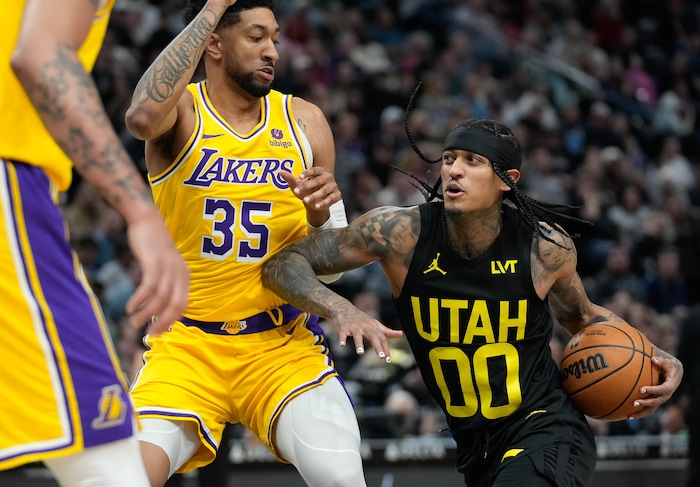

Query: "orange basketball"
<box><xmin>560</xmin><ymin>321</ymin><xmax>659</xmax><ymax>421</ymax></box>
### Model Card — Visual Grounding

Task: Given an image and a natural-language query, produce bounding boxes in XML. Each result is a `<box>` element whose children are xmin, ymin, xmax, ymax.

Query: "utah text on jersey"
<box><xmin>407</xmin><ymin>296</ymin><xmax>528</xmax><ymax>344</ymax></box>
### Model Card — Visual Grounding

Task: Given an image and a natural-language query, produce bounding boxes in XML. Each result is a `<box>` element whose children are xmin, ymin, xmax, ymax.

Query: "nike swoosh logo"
<box><xmin>202</xmin><ymin>133</ymin><xmax>224</xmax><ymax>139</ymax></box>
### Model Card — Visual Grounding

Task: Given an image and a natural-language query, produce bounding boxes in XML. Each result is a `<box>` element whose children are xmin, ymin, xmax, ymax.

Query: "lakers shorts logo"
<box><xmin>91</xmin><ymin>384</ymin><xmax>128</xmax><ymax>430</ymax></box>
<box><xmin>220</xmin><ymin>320</ymin><xmax>248</xmax><ymax>334</ymax></box>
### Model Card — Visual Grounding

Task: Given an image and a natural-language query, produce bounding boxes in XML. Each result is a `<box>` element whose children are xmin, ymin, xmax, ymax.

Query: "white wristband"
<box><xmin>307</xmin><ymin>199</ymin><xmax>348</xmax><ymax>232</ymax></box>
<box><xmin>307</xmin><ymin>199</ymin><xmax>347</xmax><ymax>284</ymax></box>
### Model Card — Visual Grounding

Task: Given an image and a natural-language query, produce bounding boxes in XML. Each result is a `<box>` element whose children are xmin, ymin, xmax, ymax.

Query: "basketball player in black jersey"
<box><xmin>262</xmin><ymin>116</ymin><xmax>684</xmax><ymax>486</ymax></box>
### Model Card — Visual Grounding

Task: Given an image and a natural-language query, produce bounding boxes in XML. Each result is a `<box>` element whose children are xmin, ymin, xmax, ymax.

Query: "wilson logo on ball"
<box><xmin>560</xmin><ymin>321</ymin><xmax>659</xmax><ymax>421</ymax></box>
<box><xmin>561</xmin><ymin>353</ymin><xmax>609</xmax><ymax>380</ymax></box>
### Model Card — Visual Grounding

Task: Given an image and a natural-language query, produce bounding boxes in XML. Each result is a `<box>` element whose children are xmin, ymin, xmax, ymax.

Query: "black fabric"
<box><xmin>442</xmin><ymin>127</ymin><xmax>521</xmax><ymax>170</ymax></box>
<box><xmin>393</xmin><ymin>202</ymin><xmax>596</xmax><ymax>486</ymax></box>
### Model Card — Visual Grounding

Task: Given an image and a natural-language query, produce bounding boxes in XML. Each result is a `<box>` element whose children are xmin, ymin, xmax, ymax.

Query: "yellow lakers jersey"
<box><xmin>0</xmin><ymin>0</ymin><xmax>114</xmax><ymax>191</ymax></box>
<box><xmin>150</xmin><ymin>82</ymin><xmax>313</xmax><ymax>321</ymax></box>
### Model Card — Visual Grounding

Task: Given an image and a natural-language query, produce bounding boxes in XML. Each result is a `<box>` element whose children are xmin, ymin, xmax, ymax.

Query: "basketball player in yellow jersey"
<box><xmin>0</xmin><ymin>0</ymin><xmax>189</xmax><ymax>485</ymax></box>
<box><xmin>125</xmin><ymin>1</ymin><xmax>402</xmax><ymax>486</ymax></box>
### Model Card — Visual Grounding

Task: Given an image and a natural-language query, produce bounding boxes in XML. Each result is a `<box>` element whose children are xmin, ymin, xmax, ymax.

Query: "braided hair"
<box><xmin>400</xmin><ymin>83</ymin><xmax>590</xmax><ymax>248</ymax></box>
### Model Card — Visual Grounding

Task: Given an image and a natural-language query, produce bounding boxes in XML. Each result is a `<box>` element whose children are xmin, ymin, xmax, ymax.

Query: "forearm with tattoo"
<box><xmin>132</xmin><ymin>8</ymin><xmax>218</xmax><ymax>105</ymax></box>
<box><xmin>262</xmin><ymin>249</ymin><xmax>350</xmax><ymax>320</ymax></box>
<box><xmin>20</xmin><ymin>44</ymin><xmax>151</xmax><ymax>209</ymax></box>
<box><xmin>296</xmin><ymin>229</ymin><xmax>373</xmax><ymax>276</ymax></box>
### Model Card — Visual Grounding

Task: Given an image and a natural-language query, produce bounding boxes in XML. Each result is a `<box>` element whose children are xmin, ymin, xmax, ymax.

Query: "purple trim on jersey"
<box><xmin>283</xmin><ymin>94</ymin><xmax>310</xmax><ymax>171</ymax></box>
<box><xmin>14</xmin><ymin>163</ymin><xmax>134</xmax><ymax>449</ymax></box>
<box><xmin>197</xmin><ymin>82</ymin><xmax>268</xmax><ymax>140</ymax></box>
<box><xmin>151</xmin><ymin>102</ymin><xmax>204</xmax><ymax>185</ymax></box>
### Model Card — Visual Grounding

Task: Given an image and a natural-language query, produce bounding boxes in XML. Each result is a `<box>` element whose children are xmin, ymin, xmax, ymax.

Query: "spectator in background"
<box><xmin>519</xmin><ymin>146</ymin><xmax>572</xmax><ymax>206</ymax></box>
<box><xmin>653</xmin><ymin>80</ymin><xmax>696</xmax><ymax>140</ymax></box>
<box><xmin>583</xmin><ymin>101</ymin><xmax>624</xmax><ymax>149</ymax></box>
<box><xmin>649</xmin><ymin>136</ymin><xmax>697</xmax><ymax>209</ymax></box>
<box><xmin>591</xmin><ymin>244</ymin><xmax>646</xmax><ymax>304</ymax></box>
<box><xmin>606</xmin><ymin>183</ymin><xmax>653</xmax><ymax>246</ymax></box>
<box><xmin>643</xmin><ymin>246</ymin><xmax>688</xmax><ymax>316</ymax></box>
<box><xmin>384</xmin><ymin>389</ymin><xmax>421</xmax><ymax>438</ymax></box>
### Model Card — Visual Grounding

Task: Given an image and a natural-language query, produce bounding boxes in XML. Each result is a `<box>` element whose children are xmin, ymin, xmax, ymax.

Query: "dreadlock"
<box><xmin>400</xmin><ymin>83</ymin><xmax>591</xmax><ymax>248</ymax></box>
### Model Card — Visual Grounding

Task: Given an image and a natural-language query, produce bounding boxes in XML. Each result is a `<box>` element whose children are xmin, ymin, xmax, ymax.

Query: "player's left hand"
<box><xmin>279</xmin><ymin>168</ymin><xmax>340</xmax><ymax>216</ymax></box>
<box><xmin>627</xmin><ymin>351</ymin><xmax>683</xmax><ymax>419</ymax></box>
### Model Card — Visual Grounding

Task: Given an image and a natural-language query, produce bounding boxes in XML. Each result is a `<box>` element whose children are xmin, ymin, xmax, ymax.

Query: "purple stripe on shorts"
<box><xmin>139</xmin><ymin>410</ymin><xmax>218</xmax><ymax>452</ymax></box>
<box><xmin>15</xmin><ymin>163</ymin><xmax>134</xmax><ymax>448</ymax></box>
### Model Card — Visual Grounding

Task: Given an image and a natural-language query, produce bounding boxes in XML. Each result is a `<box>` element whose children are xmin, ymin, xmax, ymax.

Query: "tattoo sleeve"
<box><xmin>534</xmin><ymin>234</ymin><xmax>625</xmax><ymax>335</ymax></box>
<box><xmin>262</xmin><ymin>207</ymin><xmax>419</xmax><ymax>315</ymax></box>
<box><xmin>132</xmin><ymin>11</ymin><xmax>217</xmax><ymax>105</ymax></box>
<box><xmin>19</xmin><ymin>43</ymin><xmax>152</xmax><ymax>209</ymax></box>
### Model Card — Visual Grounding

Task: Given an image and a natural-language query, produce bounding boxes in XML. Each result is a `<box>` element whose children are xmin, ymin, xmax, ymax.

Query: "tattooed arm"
<box><xmin>532</xmin><ymin>224</ymin><xmax>683</xmax><ymax>418</ymax></box>
<box><xmin>263</xmin><ymin>206</ymin><xmax>417</xmax><ymax>360</ymax></box>
<box><xmin>10</xmin><ymin>0</ymin><xmax>190</xmax><ymax>332</ymax></box>
<box><xmin>125</xmin><ymin>0</ymin><xmax>234</xmax><ymax>143</ymax></box>
<box><xmin>530</xmin><ymin>226</ymin><xmax>623</xmax><ymax>336</ymax></box>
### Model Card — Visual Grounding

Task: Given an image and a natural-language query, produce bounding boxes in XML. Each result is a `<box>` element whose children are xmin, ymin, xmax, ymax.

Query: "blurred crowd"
<box><xmin>62</xmin><ymin>0</ymin><xmax>700</xmax><ymax>443</ymax></box>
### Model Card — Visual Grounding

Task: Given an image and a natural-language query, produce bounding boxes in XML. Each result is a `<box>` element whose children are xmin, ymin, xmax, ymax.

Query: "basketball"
<box><xmin>560</xmin><ymin>321</ymin><xmax>659</xmax><ymax>421</ymax></box>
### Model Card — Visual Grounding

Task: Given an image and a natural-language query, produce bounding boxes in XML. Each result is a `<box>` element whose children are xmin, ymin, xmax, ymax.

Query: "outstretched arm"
<box><xmin>532</xmin><ymin>227</ymin><xmax>683</xmax><ymax>419</ymax></box>
<box><xmin>11</xmin><ymin>0</ymin><xmax>189</xmax><ymax>332</ymax></box>
<box><xmin>263</xmin><ymin>206</ymin><xmax>416</xmax><ymax>361</ymax></box>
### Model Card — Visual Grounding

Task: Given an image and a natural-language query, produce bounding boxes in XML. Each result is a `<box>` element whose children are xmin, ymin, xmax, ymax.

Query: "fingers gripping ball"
<box><xmin>560</xmin><ymin>322</ymin><xmax>659</xmax><ymax>421</ymax></box>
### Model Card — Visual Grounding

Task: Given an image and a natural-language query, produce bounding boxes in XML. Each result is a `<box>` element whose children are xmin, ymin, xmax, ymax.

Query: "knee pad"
<box><xmin>138</xmin><ymin>417</ymin><xmax>200</xmax><ymax>477</ymax></box>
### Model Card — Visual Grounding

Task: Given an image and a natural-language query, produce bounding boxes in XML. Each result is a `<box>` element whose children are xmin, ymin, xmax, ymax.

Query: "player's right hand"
<box><xmin>330</xmin><ymin>306</ymin><xmax>404</xmax><ymax>363</ymax></box>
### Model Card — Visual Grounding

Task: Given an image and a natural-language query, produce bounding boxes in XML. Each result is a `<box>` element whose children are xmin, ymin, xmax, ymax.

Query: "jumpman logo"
<box><xmin>423</xmin><ymin>253</ymin><xmax>447</xmax><ymax>275</ymax></box>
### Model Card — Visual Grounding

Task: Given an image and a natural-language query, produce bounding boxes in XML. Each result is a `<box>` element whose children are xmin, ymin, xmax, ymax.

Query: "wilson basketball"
<box><xmin>560</xmin><ymin>321</ymin><xmax>659</xmax><ymax>421</ymax></box>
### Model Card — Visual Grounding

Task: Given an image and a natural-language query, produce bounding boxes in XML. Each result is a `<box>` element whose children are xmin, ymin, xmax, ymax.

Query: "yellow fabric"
<box><xmin>0</xmin><ymin>160</ymin><xmax>132</xmax><ymax>470</ymax></box>
<box><xmin>150</xmin><ymin>82</ymin><xmax>312</xmax><ymax>321</ymax></box>
<box><xmin>501</xmin><ymin>448</ymin><xmax>525</xmax><ymax>462</ymax></box>
<box><xmin>0</xmin><ymin>0</ymin><xmax>115</xmax><ymax>191</ymax></box>
<box><xmin>131</xmin><ymin>318</ymin><xmax>337</xmax><ymax>472</ymax></box>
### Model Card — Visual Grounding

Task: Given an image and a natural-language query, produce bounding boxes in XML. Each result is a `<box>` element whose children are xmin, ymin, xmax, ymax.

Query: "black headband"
<box><xmin>442</xmin><ymin>127</ymin><xmax>521</xmax><ymax>170</ymax></box>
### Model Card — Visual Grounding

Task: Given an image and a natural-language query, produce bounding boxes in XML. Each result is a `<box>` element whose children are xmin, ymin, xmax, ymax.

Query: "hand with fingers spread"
<box><xmin>329</xmin><ymin>303</ymin><xmax>404</xmax><ymax>363</ymax></box>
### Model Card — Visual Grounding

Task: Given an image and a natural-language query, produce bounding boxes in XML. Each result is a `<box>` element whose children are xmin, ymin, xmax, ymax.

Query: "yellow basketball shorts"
<box><xmin>0</xmin><ymin>160</ymin><xmax>136</xmax><ymax>471</ymax></box>
<box><xmin>130</xmin><ymin>308</ymin><xmax>340</xmax><ymax>473</ymax></box>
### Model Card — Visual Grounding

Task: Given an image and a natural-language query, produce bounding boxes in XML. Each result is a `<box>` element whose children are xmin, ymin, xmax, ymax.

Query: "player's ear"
<box><xmin>205</xmin><ymin>33</ymin><xmax>223</xmax><ymax>59</ymax></box>
<box><xmin>499</xmin><ymin>169</ymin><xmax>520</xmax><ymax>191</ymax></box>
